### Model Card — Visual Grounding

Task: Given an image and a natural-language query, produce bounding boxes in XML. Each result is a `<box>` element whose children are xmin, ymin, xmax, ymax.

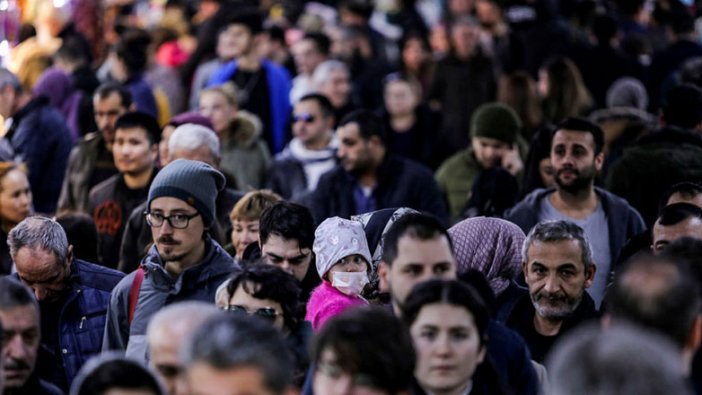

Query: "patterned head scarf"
<box><xmin>314</xmin><ymin>217</ymin><xmax>372</xmax><ymax>278</ymax></box>
<box><xmin>449</xmin><ymin>217</ymin><xmax>526</xmax><ymax>295</ymax></box>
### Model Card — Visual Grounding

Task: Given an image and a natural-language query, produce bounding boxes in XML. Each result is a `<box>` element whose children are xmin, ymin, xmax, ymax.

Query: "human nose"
<box><xmin>543</xmin><ymin>273</ymin><xmax>560</xmax><ymax>293</ymax></box>
<box><xmin>6</xmin><ymin>334</ymin><xmax>29</xmax><ymax>360</ymax></box>
<box><xmin>433</xmin><ymin>333</ymin><xmax>452</xmax><ymax>357</ymax></box>
<box><xmin>31</xmin><ymin>285</ymin><xmax>48</xmax><ymax>301</ymax></box>
<box><xmin>331</xmin><ymin>374</ymin><xmax>354</xmax><ymax>395</ymax></box>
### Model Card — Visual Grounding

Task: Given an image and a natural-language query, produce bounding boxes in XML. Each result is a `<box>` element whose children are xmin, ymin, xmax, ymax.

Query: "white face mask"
<box><xmin>331</xmin><ymin>271</ymin><xmax>369</xmax><ymax>296</ymax></box>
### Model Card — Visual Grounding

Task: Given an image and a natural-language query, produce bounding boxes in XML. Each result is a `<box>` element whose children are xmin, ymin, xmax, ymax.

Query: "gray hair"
<box><xmin>0</xmin><ymin>276</ymin><xmax>38</xmax><ymax>312</ymax></box>
<box><xmin>8</xmin><ymin>216</ymin><xmax>69</xmax><ymax>264</ymax></box>
<box><xmin>181</xmin><ymin>314</ymin><xmax>293</xmax><ymax>394</ymax></box>
<box><xmin>168</xmin><ymin>123</ymin><xmax>221</xmax><ymax>163</ymax></box>
<box><xmin>522</xmin><ymin>220</ymin><xmax>594</xmax><ymax>270</ymax></box>
<box><xmin>147</xmin><ymin>301</ymin><xmax>219</xmax><ymax>343</ymax></box>
<box><xmin>0</xmin><ymin>67</ymin><xmax>21</xmax><ymax>93</ymax></box>
<box><xmin>312</xmin><ymin>59</ymin><xmax>349</xmax><ymax>88</ymax></box>
<box><xmin>546</xmin><ymin>323</ymin><xmax>691</xmax><ymax>395</ymax></box>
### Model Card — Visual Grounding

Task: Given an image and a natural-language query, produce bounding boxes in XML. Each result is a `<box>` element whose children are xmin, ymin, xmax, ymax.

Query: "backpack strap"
<box><xmin>128</xmin><ymin>266</ymin><xmax>145</xmax><ymax>326</ymax></box>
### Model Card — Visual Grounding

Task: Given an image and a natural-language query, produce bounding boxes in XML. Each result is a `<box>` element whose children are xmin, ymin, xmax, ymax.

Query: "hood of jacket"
<box><xmin>223</xmin><ymin>110</ymin><xmax>262</xmax><ymax>149</ymax></box>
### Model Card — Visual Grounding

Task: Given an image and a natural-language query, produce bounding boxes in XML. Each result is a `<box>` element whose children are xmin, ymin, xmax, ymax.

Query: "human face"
<box><xmin>0</xmin><ymin>305</ymin><xmax>40</xmax><ymax>390</ymax></box>
<box><xmin>411</xmin><ymin>304</ymin><xmax>485</xmax><ymax>395</ymax></box>
<box><xmin>450</xmin><ymin>23</ymin><xmax>480</xmax><ymax>60</ymax></box>
<box><xmin>313</xmin><ymin>349</ymin><xmax>392</xmax><ymax>395</ymax></box>
<box><xmin>523</xmin><ymin>239</ymin><xmax>594</xmax><ymax>321</ymax></box>
<box><xmin>328</xmin><ymin>254</ymin><xmax>368</xmax><ymax>281</ymax></box>
<box><xmin>186</xmin><ymin>364</ymin><xmax>277</xmax><ymax>395</ymax></box>
<box><xmin>475</xmin><ymin>0</ymin><xmax>501</xmax><ymax>28</ymax></box>
<box><xmin>231</xmin><ymin>219</ymin><xmax>260</xmax><ymax>260</ymax></box>
<box><xmin>292</xmin><ymin>39</ymin><xmax>325</xmax><ymax>75</ymax></box>
<box><xmin>261</xmin><ymin>235</ymin><xmax>312</xmax><ymax>282</ymax></box>
<box><xmin>320</xmin><ymin>69</ymin><xmax>351</xmax><ymax>108</ymax></box>
<box><xmin>471</xmin><ymin>136</ymin><xmax>510</xmax><ymax>169</ymax></box>
<box><xmin>336</xmin><ymin>123</ymin><xmax>375</xmax><ymax>174</ymax></box>
<box><xmin>402</xmin><ymin>38</ymin><xmax>428</xmax><ymax>72</ymax></box>
<box><xmin>537</xmin><ymin>69</ymin><xmax>549</xmax><ymax>98</ymax></box>
<box><xmin>149</xmin><ymin>197</ymin><xmax>206</xmax><ymax>266</ymax></box>
<box><xmin>199</xmin><ymin>91</ymin><xmax>236</xmax><ymax>133</ymax></box>
<box><xmin>651</xmin><ymin>217</ymin><xmax>702</xmax><ymax>253</ymax></box>
<box><xmin>94</xmin><ymin>92</ymin><xmax>128</xmax><ymax>146</ymax></box>
<box><xmin>113</xmin><ymin>127</ymin><xmax>157</xmax><ymax>176</ymax></box>
<box><xmin>550</xmin><ymin>129</ymin><xmax>602</xmax><ymax>194</ymax></box>
<box><xmin>379</xmin><ymin>235</ymin><xmax>456</xmax><ymax>315</ymax></box>
<box><xmin>0</xmin><ymin>169</ymin><xmax>31</xmax><ymax>226</ymax></box>
<box><xmin>539</xmin><ymin>157</ymin><xmax>556</xmax><ymax>189</ymax></box>
<box><xmin>149</xmin><ymin>332</ymin><xmax>188</xmax><ymax>395</ymax></box>
<box><xmin>384</xmin><ymin>80</ymin><xmax>418</xmax><ymax>117</ymax></box>
<box><xmin>227</xmin><ymin>283</ymin><xmax>285</xmax><ymax>331</ymax></box>
<box><xmin>0</xmin><ymin>84</ymin><xmax>17</xmax><ymax>119</ymax></box>
<box><xmin>14</xmin><ymin>247</ymin><xmax>71</xmax><ymax>302</ymax></box>
<box><xmin>218</xmin><ymin>24</ymin><xmax>254</xmax><ymax>59</ymax></box>
<box><xmin>293</xmin><ymin>100</ymin><xmax>332</xmax><ymax>148</ymax></box>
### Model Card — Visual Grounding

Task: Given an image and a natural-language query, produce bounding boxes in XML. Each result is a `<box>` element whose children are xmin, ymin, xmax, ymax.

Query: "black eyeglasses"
<box><xmin>292</xmin><ymin>112</ymin><xmax>316</xmax><ymax>123</ymax></box>
<box><xmin>144</xmin><ymin>212</ymin><xmax>200</xmax><ymax>229</ymax></box>
<box><xmin>223</xmin><ymin>305</ymin><xmax>282</xmax><ymax>322</ymax></box>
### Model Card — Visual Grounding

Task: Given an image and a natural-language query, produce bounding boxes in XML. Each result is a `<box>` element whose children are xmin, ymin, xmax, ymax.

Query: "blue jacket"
<box><xmin>208</xmin><ymin>60</ymin><xmax>291</xmax><ymax>154</ymax></box>
<box><xmin>102</xmin><ymin>236</ymin><xmax>238</xmax><ymax>362</ymax></box>
<box><xmin>7</xmin><ymin>96</ymin><xmax>72</xmax><ymax>213</ymax></box>
<box><xmin>17</xmin><ymin>259</ymin><xmax>124</xmax><ymax>391</ymax></box>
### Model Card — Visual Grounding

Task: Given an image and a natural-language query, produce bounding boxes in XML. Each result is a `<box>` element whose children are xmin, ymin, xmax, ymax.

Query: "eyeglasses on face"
<box><xmin>292</xmin><ymin>112</ymin><xmax>316</xmax><ymax>123</ymax></box>
<box><xmin>222</xmin><ymin>305</ymin><xmax>282</xmax><ymax>322</ymax></box>
<box><xmin>144</xmin><ymin>212</ymin><xmax>200</xmax><ymax>229</ymax></box>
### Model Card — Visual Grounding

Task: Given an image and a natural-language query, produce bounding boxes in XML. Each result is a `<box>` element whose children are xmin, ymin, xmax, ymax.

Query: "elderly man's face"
<box><xmin>14</xmin><ymin>247</ymin><xmax>71</xmax><ymax>302</ymax></box>
<box><xmin>652</xmin><ymin>217</ymin><xmax>702</xmax><ymax>254</ymax></box>
<box><xmin>0</xmin><ymin>305</ymin><xmax>40</xmax><ymax>390</ymax></box>
<box><xmin>523</xmin><ymin>239</ymin><xmax>595</xmax><ymax>321</ymax></box>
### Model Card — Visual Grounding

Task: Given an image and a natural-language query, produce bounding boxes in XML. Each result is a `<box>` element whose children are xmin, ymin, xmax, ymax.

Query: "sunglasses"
<box><xmin>224</xmin><ymin>305</ymin><xmax>282</xmax><ymax>322</ymax></box>
<box><xmin>292</xmin><ymin>112</ymin><xmax>316</xmax><ymax>123</ymax></box>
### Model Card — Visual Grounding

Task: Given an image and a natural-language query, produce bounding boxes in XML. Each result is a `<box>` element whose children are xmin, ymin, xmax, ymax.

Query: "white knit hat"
<box><xmin>313</xmin><ymin>217</ymin><xmax>372</xmax><ymax>278</ymax></box>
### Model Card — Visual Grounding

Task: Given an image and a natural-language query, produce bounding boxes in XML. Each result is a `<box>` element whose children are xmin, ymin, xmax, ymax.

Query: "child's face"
<box><xmin>329</xmin><ymin>254</ymin><xmax>368</xmax><ymax>275</ymax></box>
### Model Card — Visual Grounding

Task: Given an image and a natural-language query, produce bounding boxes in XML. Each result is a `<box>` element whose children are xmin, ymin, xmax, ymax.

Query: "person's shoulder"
<box><xmin>74</xmin><ymin>260</ymin><xmax>126</xmax><ymax>290</ymax></box>
<box><xmin>88</xmin><ymin>174</ymin><xmax>121</xmax><ymax>200</ymax></box>
<box><xmin>436</xmin><ymin>149</ymin><xmax>473</xmax><ymax>175</ymax></box>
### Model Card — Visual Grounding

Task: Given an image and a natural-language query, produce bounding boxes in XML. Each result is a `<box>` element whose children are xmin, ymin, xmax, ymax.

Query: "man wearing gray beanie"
<box><xmin>102</xmin><ymin>159</ymin><xmax>239</xmax><ymax>363</ymax></box>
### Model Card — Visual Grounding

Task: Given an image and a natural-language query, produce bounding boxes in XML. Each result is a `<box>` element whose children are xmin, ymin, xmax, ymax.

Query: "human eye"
<box><xmin>560</xmin><ymin>269</ymin><xmax>576</xmax><ymax>278</ymax></box>
<box><xmin>170</xmin><ymin>214</ymin><xmax>189</xmax><ymax>226</ymax></box>
<box><xmin>419</xmin><ymin>328</ymin><xmax>437</xmax><ymax>340</ymax></box>
<box><xmin>450</xmin><ymin>328</ymin><xmax>469</xmax><ymax>341</ymax></box>
<box><xmin>403</xmin><ymin>265</ymin><xmax>422</xmax><ymax>276</ymax></box>
<box><xmin>434</xmin><ymin>264</ymin><xmax>449</xmax><ymax>274</ymax></box>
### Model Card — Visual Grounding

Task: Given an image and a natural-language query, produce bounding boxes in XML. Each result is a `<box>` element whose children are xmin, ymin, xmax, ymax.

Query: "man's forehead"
<box><xmin>653</xmin><ymin>217</ymin><xmax>702</xmax><ymax>240</ymax></box>
<box><xmin>526</xmin><ymin>240</ymin><xmax>585</xmax><ymax>268</ymax></box>
<box><xmin>552</xmin><ymin>129</ymin><xmax>595</xmax><ymax>146</ymax></box>
<box><xmin>263</xmin><ymin>235</ymin><xmax>308</xmax><ymax>255</ymax></box>
<box><xmin>394</xmin><ymin>234</ymin><xmax>455</xmax><ymax>265</ymax></box>
<box><xmin>94</xmin><ymin>92</ymin><xmax>125</xmax><ymax>108</ymax></box>
<box><xmin>0</xmin><ymin>306</ymin><xmax>39</xmax><ymax>329</ymax></box>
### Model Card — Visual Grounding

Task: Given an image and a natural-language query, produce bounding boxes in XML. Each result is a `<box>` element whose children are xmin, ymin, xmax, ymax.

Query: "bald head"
<box><xmin>652</xmin><ymin>203</ymin><xmax>702</xmax><ymax>254</ymax></box>
<box><xmin>147</xmin><ymin>301</ymin><xmax>220</xmax><ymax>395</ymax></box>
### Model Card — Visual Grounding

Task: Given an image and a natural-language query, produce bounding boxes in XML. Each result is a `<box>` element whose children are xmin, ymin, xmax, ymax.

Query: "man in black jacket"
<box><xmin>310</xmin><ymin>110</ymin><xmax>447</xmax><ymax>224</ymax></box>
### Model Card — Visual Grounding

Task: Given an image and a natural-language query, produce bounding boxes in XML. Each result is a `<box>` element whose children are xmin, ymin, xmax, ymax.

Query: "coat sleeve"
<box><xmin>101</xmin><ymin>276</ymin><xmax>132</xmax><ymax>353</ymax></box>
<box><xmin>416</xmin><ymin>168</ymin><xmax>449</xmax><ymax>224</ymax></box>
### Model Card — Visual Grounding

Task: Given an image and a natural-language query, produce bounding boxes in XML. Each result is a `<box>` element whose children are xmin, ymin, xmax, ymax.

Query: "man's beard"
<box><xmin>555</xmin><ymin>165</ymin><xmax>596</xmax><ymax>194</ymax></box>
<box><xmin>531</xmin><ymin>290</ymin><xmax>583</xmax><ymax>320</ymax></box>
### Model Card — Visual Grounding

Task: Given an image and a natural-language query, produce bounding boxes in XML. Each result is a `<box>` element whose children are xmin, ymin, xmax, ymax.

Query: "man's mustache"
<box><xmin>5</xmin><ymin>358</ymin><xmax>31</xmax><ymax>371</ymax></box>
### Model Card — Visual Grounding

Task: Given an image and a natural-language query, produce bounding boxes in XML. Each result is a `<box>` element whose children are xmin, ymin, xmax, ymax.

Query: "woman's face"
<box><xmin>384</xmin><ymin>81</ymin><xmax>419</xmax><ymax>117</ymax></box>
<box><xmin>228</xmin><ymin>282</ymin><xmax>286</xmax><ymax>331</ymax></box>
<box><xmin>0</xmin><ymin>169</ymin><xmax>31</xmax><ymax>226</ymax></box>
<box><xmin>402</xmin><ymin>38</ymin><xmax>428</xmax><ymax>71</ymax></box>
<box><xmin>411</xmin><ymin>303</ymin><xmax>485</xmax><ymax>395</ymax></box>
<box><xmin>539</xmin><ymin>157</ymin><xmax>556</xmax><ymax>188</ymax></box>
<box><xmin>199</xmin><ymin>91</ymin><xmax>236</xmax><ymax>133</ymax></box>
<box><xmin>230</xmin><ymin>219</ymin><xmax>260</xmax><ymax>260</ymax></box>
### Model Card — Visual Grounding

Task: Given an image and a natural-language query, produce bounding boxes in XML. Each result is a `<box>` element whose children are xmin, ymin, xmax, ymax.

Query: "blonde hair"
<box><xmin>200</xmin><ymin>82</ymin><xmax>239</xmax><ymax>107</ymax></box>
<box><xmin>229</xmin><ymin>190</ymin><xmax>283</xmax><ymax>222</ymax></box>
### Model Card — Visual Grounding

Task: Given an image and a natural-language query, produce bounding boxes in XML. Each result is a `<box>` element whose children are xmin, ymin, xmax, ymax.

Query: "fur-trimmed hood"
<box><xmin>222</xmin><ymin>110</ymin><xmax>263</xmax><ymax>148</ymax></box>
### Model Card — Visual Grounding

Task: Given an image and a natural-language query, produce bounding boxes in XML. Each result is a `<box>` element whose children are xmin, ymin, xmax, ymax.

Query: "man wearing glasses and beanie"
<box><xmin>102</xmin><ymin>159</ymin><xmax>238</xmax><ymax>363</ymax></box>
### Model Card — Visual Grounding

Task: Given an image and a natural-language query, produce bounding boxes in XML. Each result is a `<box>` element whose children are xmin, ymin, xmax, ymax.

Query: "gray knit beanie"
<box><xmin>147</xmin><ymin>159</ymin><xmax>225</xmax><ymax>227</ymax></box>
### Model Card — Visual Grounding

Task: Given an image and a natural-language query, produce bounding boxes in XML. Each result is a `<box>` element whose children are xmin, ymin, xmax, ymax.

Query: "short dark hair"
<box><xmin>183</xmin><ymin>314</ymin><xmax>293</xmax><ymax>394</ymax></box>
<box><xmin>298</xmin><ymin>93</ymin><xmax>335</xmax><ymax>119</ymax></box>
<box><xmin>662</xmin><ymin>83</ymin><xmax>702</xmax><ymax>129</ymax></box>
<box><xmin>303</xmin><ymin>32</ymin><xmax>331</xmax><ymax>56</ymax></box>
<box><xmin>259</xmin><ymin>202</ymin><xmax>316</xmax><ymax>250</ymax></box>
<box><xmin>114</xmin><ymin>112</ymin><xmax>162</xmax><ymax>145</ymax></box>
<box><xmin>658</xmin><ymin>181</ymin><xmax>702</xmax><ymax>214</ymax></box>
<box><xmin>94</xmin><ymin>82</ymin><xmax>133</xmax><ymax>109</ymax></box>
<box><xmin>606</xmin><ymin>254</ymin><xmax>701</xmax><ymax>348</ymax></box>
<box><xmin>590</xmin><ymin>13</ymin><xmax>618</xmax><ymax>44</ymax></box>
<box><xmin>338</xmin><ymin>109</ymin><xmax>387</xmax><ymax>146</ymax></box>
<box><xmin>222</xmin><ymin>10</ymin><xmax>264</xmax><ymax>35</ymax></box>
<box><xmin>402</xmin><ymin>280</ymin><xmax>490</xmax><ymax>346</ymax></box>
<box><xmin>75</xmin><ymin>357</ymin><xmax>164</xmax><ymax>395</ymax></box>
<box><xmin>0</xmin><ymin>276</ymin><xmax>38</xmax><ymax>312</ymax></box>
<box><xmin>311</xmin><ymin>307</ymin><xmax>415</xmax><ymax>393</ymax></box>
<box><xmin>225</xmin><ymin>263</ymin><xmax>304</xmax><ymax>331</ymax></box>
<box><xmin>552</xmin><ymin>117</ymin><xmax>604</xmax><ymax>154</ymax></box>
<box><xmin>113</xmin><ymin>28</ymin><xmax>151</xmax><ymax>75</ymax></box>
<box><xmin>54</xmin><ymin>36</ymin><xmax>90</xmax><ymax>66</ymax></box>
<box><xmin>382</xmin><ymin>213</ymin><xmax>452</xmax><ymax>266</ymax></box>
<box><xmin>655</xmin><ymin>202</ymin><xmax>702</xmax><ymax>227</ymax></box>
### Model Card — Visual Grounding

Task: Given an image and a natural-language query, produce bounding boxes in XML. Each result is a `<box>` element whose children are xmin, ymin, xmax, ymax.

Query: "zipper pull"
<box><xmin>79</xmin><ymin>316</ymin><xmax>86</xmax><ymax>329</ymax></box>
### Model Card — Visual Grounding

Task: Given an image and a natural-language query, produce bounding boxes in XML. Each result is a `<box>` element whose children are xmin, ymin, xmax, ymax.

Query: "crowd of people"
<box><xmin>0</xmin><ymin>0</ymin><xmax>702</xmax><ymax>393</ymax></box>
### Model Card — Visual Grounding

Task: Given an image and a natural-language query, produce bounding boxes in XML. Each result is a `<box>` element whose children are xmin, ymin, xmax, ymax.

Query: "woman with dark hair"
<box><xmin>538</xmin><ymin>57</ymin><xmax>593</xmax><ymax>124</ymax></box>
<box><xmin>70</xmin><ymin>354</ymin><xmax>164</xmax><ymax>395</ymax></box>
<box><xmin>110</xmin><ymin>28</ymin><xmax>158</xmax><ymax>118</ymax></box>
<box><xmin>215</xmin><ymin>263</ymin><xmax>311</xmax><ymax>385</ymax></box>
<box><xmin>520</xmin><ymin>128</ymin><xmax>556</xmax><ymax>198</ymax></box>
<box><xmin>402</xmin><ymin>280</ymin><xmax>509</xmax><ymax>395</ymax></box>
<box><xmin>498</xmin><ymin>71</ymin><xmax>544</xmax><ymax>140</ymax></box>
<box><xmin>399</xmin><ymin>32</ymin><xmax>435</xmax><ymax>95</ymax></box>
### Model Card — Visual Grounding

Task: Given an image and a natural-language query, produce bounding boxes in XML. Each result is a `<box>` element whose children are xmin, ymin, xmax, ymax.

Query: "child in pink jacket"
<box><xmin>305</xmin><ymin>217</ymin><xmax>372</xmax><ymax>331</ymax></box>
